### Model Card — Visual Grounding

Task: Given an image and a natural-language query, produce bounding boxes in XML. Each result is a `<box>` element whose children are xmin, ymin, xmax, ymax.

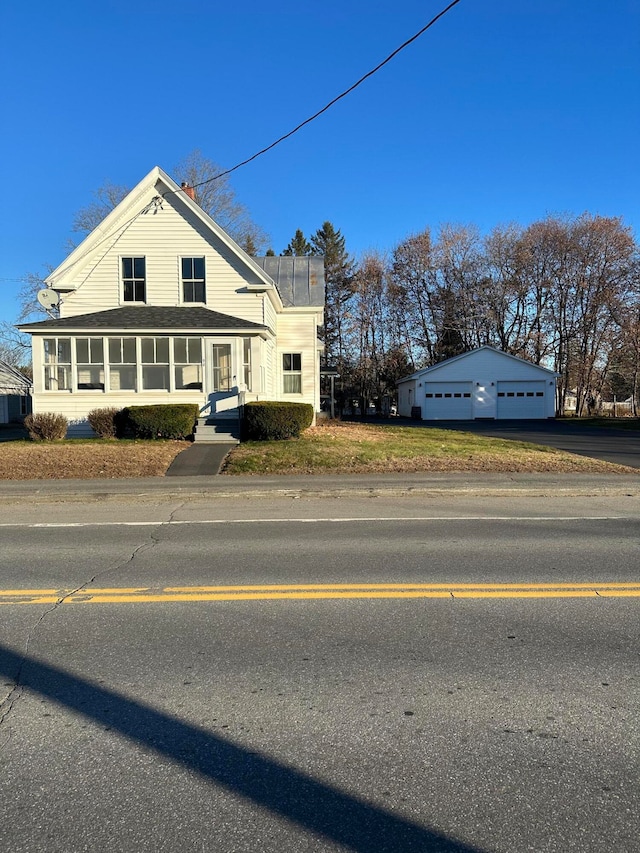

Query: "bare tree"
<box><xmin>349</xmin><ymin>252</ymin><xmax>389</xmax><ymax>412</ymax></box>
<box><xmin>72</xmin><ymin>181</ymin><xmax>130</xmax><ymax>237</ymax></box>
<box><xmin>173</xmin><ymin>150</ymin><xmax>269</xmax><ymax>252</ymax></box>
<box><xmin>388</xmin><ymin>229</ymin><xmax>438</xmax><ymax>366</ymax></box>
<box><xmin>0</xmin><ymin>323</ymin><xmax>32</xmax><ymax>370</ymax></box>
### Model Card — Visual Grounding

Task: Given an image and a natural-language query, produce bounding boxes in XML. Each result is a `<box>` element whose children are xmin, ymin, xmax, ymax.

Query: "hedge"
<box><xmin>123</xmin><ymin>404</ymin><xmax>200</xmax><ymax>439</ymax></box>
<box><xmin>243</xmin><ymin>401</ymin><xmax>314</xmax><ymax>440</ymax></box>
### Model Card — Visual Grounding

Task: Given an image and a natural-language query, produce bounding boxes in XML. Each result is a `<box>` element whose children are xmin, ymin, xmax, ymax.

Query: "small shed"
<box><xmin>396</xmin><ymin>347</ymin><xmax>557</xmax><ymax>420</ymax></box>
<box><xmin>0</xmin><ymin>360</ymin><xmax>31</xmax><ymax>423</ymax></box>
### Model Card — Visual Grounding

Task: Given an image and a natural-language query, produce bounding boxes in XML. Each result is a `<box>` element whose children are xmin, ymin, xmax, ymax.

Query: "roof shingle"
<box><xmin>20</xmin><ymin>306</ymin><xmax>267</xmax><ymax>332</ymax></box>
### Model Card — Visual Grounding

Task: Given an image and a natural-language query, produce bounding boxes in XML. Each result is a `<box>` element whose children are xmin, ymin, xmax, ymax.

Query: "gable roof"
<box><xmin>45</xmin><ymin>166</ymin><xmax>280</xmax><ymax>299</ymax></box>
<box><xmin>0</xmin><ymin>359</ymin><xmax>31</xmax><ymax>393</ymax></box>
<box><xmin>19</xmin><ymin>306</ymin><xmax>268</xmax><ymax>334</ymax></box>
<box><xmin>398</xmin><ymin>346</ymin><xmax>559</xmax><ymax>383</ymax></box>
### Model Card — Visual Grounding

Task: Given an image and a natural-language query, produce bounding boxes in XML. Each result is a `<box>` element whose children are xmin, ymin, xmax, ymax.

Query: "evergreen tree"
<box><xmin>282</xmin><ymin>229</ymin><xmax>311</xmax><ymax>256</ymax></box>
<box><xmin>310</xmin><ymin>222</ymin><xmax>356</xmax><ymax>368</ymax></box>
<box><xmin>241</xmin><ymin>234</ymin><xmax>258</xmax><ymax>255</ymax></box>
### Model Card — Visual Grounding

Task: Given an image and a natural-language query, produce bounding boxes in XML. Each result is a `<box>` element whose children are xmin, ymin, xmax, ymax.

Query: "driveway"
<box><xmin>415</xmin><ymin>418</ymin><xmax>640</xmax><ymax>469</ymax></box>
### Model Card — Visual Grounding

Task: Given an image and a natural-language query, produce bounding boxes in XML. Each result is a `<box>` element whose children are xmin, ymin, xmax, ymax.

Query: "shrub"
<box><xmin>24</xmin><ymin>412</ymin><xmax>68</xmax><ymax>441</ymax></box>
<box><xmin>243</xmin><ymin>401</ymin><xmax>314</xmax><ymax>440</ymax></box>
<box><xmin>87</xmin><ymin>407</ymin><xmax>122</xmax><ymax>438</ymax></box>
<box><xmin>123</xmin><ymin>404</ymin><xmax>200</xmax><ymax>440</ymax></box>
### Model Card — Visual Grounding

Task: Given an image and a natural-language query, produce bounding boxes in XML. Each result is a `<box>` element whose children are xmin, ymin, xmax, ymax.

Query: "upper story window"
<box><xmin>122</xmin><ymin>257</ymin><xmax>146</xmax><ymax>303</ymax></box>
<box><xmin>282</xmin><ymin>353</ymin><xmax>302</xmax><ymax>394</ymax></box>
<box><xmin>182</xmin><ymin>257</ymin><xmax>206</xmax><ymax>303</ymax></box>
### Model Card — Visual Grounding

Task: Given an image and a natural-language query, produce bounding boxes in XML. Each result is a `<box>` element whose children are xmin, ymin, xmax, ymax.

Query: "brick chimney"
<box><xmin>181</xmin><ymin>182</ymin><xmax>195</xmax><ymax>201</ymax></box>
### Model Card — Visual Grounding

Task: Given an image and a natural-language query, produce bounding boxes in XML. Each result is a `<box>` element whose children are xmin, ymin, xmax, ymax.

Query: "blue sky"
<box><xmin>1</xmin><ymin>0</ymin><xmax>638</xmax><ymax>325</ymax></box>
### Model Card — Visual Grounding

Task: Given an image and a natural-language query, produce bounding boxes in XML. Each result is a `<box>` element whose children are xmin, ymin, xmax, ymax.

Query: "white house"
<box><xmin>0</xmin><ymin>360</ymin><xmax>31</xmax><ymax>424</ymax></box>
<box><xmin>19</xmin><ymin>167</ymin><xmax>325</xmax><ymax>437</ymax></box>
<box><xmin>397</xmin><ymin>347</ymin><xmax>558</xmax><ymax>420</ymax></box>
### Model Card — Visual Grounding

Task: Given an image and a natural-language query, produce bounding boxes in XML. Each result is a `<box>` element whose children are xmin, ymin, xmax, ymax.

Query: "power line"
<box><xmin>170</xmin><ymin>0</ymin><xmax>464</xmax><ymax>195</ymax></box>
<box><xmin>33</xmin><ymin>2</ymin><xmax>463</xmax><ymax>293</ymax></box>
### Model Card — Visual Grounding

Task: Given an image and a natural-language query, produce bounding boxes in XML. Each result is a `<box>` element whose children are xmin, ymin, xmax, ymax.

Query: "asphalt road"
<box><xmin>1</xmin><ymin>492</ymin><xmax>639</xmax><ymax>853</ymax></box>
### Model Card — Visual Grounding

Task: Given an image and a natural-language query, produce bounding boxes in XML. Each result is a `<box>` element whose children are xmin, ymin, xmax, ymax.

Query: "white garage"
<box><xmin>397</xmin><ymin>347</ymin><xmax>557</xmax><ymax>420</ymax></box>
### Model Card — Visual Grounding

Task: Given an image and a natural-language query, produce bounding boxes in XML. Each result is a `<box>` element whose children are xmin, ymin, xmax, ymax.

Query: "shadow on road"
<box><xmin>0</xmin><ymin>643</ymin><xmax>484</xmax><ymax>853</ymax></box>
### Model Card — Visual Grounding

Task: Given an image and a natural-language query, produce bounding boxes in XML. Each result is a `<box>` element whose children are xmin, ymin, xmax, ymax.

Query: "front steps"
<box><xmin>193</xmin><ymin>416</ymin><xmax>241</xmax><ymax>444</ymax></box>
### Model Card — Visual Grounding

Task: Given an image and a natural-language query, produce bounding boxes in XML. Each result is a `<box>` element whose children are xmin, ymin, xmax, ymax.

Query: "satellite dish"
<box><xmin>37</xmin><ymin>289</ymin><xmax>60</xmax><ymax>311</ymax></box>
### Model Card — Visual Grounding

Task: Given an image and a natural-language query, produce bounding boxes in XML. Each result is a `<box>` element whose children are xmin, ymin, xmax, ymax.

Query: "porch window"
<box><xmin>282</xmin><ymin>353</ymin><xmax>302</xmax><ymax>394</ymax></box>
<box><xmin>76</xmin><ymin>338</ymin><xmax>105</xmax><ymax>390</ymax></box>
<box><xmin>174</xmin><ymin>337</ymin><xmax>202</xmax><ymax>390</ymax></box>
<box><xmin>122</xmin><ymin>257</ymin><xmax>146</xmax><ymax>303</ymax></box>
<box><xmin>181</xmin><ymin>257</ymin><xmax>206</xmax><ymax>303</ymax></box>
<box><xmin>108</xmin><ymin>337</ymin><xmax>137</xmax><ymax>391</ymax></box>
<box><xmin>43</xmin><ymin>338</ymin><xmax>71</xmax><ymax>391</ymax></box>
<box><xmin>141</xmin><ymin>337</ymin><xmax>170</xmax><ymax>390</ymax></box>
<box><xmin>242</xmin><ymin>338</ymin><xmax>252</xmax><ymax>390</ymax></box>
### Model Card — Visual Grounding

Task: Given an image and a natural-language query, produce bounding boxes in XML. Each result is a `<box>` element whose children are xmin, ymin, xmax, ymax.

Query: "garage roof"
<box><xmin>397</xmin><ymin>346</ymin><xmax>558</xmax><ymax>384</ymax></box>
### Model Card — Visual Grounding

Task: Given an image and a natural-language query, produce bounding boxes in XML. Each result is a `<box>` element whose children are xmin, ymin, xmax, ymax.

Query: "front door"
<box><xmin>207</xmin><ymin>342</ymin><xmax>238</xmax><ymax>414</ymax></box>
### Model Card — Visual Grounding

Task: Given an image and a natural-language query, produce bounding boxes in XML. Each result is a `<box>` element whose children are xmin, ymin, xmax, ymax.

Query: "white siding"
<box><xmin>276</xmin><ymin>313</ymin><xmax>320</xmax><ymax>410</ymax></box>
<box><xmin>59</xmin><ymin>192</ymin><xmax>266</xmax><ymax>325</ymax></box>
<box><xmin>397</xmin><ymin>348</ymin><xmax>556</xmax><ymax>420</ymax></box>
<box><xmin>32</xmin><ymin>391</ymin><xmax>204</xmax><ymax>437</ymax></box>
<box><xmin>420</xmin><ymin>348</ymin><xmax>552</xmax><ymax>382</ymax></box>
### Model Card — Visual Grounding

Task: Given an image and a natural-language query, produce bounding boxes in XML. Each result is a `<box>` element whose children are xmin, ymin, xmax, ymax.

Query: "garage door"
<box><xmin>497</xmin><ymin>381</ymin><xmax>546</xmax><ymax>418</ymax></box>
<box><xmin>424</xmin><ymin>382</ymin><xmax>473</xmax><ymax>419</ymax></box>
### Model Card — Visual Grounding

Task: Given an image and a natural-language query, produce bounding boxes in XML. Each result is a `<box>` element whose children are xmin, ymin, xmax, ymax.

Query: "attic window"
<box><xmin>122</xmin><ymin>257</ymin><xmax>146</xmax><ymax>303</ymax></box>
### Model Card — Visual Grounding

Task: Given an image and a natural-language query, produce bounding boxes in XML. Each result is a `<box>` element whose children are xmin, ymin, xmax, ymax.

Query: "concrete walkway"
<box><xmin>165</xmin><ymin>443</ymin><xmax>236</xmax><ymax>477</ymax></box>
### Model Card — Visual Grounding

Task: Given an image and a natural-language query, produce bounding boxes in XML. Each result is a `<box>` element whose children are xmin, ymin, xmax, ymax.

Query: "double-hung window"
<box><xmin>141</xmin><ymin>337</ymin><xmax>170</xmax><ymax>390</ymax></box>
<box><xmin>43</xmin><ymin>338</ymin><xmax>71</xmax><ymax>391</ymax></box>
<box><xmin>282</xmin><ymin>353</ymin><xmax>302</xmax><ymax>394</ymax></box>
<box><xmin>182</xmin><ymin>257</ymin><xmax>206</xmax><ymax>303</ymax></box>
<box><xmin>76</xmin><ymin>338</ymin><xmax>105</xmax><ymax>390</ymax></box>
<box><xmin>122</xmin><ymin>257</ymin><xmax>146</xmax><ymax>302</ymax></box>
<box><xmin>174</xmin><ymin>338</ymin><xmax>202</xmax><ymax>390</ymax></box>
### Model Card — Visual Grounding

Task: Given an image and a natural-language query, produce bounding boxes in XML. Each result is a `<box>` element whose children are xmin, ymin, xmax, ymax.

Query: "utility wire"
<box><xmin>37</xmin><ymin>1</ymin><xmax>463</xmax><ymax>291</ymax></box>
<box><xmin>171</xmin><ymin>0</ymin><xmax>463</xmax><ymax>194</ymax></box>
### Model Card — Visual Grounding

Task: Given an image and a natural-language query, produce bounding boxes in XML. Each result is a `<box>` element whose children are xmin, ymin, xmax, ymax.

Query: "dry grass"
<box><xmin>0</xmin><ymin>440</ymin><xmax>188</xmax><ymax>480</ymax></box>
<box><xmin>0</xmin><ymin>420</ymin><xmax>636</xmax><ymax>480</ymax></box>
<box><xmin>223</xmin><ymin>420</ymin><xmax>636</xmax><ymax>475</ymax></box>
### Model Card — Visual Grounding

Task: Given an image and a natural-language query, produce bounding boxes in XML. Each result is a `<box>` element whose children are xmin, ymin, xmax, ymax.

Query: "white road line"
<box><xmin>0</xmin><ymin>516</ymin><xmax>629</xmax><ymax>529</ymax></box>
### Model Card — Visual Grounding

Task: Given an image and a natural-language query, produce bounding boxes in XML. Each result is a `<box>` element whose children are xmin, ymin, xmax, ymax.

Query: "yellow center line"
<box><xmin>0</xmin><ymin>582</ymin><xmax>639</xmax><ymax>604</ymax></box>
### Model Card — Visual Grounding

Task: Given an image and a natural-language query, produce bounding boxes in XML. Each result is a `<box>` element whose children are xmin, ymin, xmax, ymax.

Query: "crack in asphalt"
<box><xmin>0</xmin><ymin>501</ymin><xmax>186</xmax><ymax>746</ymax></box>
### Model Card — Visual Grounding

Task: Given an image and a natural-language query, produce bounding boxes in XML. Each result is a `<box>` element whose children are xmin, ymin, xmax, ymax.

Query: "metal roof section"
<box><xmin>252</xmin><ymin>256</ymin><xmax>325</xmax><ymax>308</ymax></box>
<box><xmin>19</xmin><ymin>306</ymin><xmax>268</xmax><ymax>333</ymax></box>
<box><xmin>0</xmin><ymin>360</ymin><xmax>31</xmax><ymax>394</ymax></box>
